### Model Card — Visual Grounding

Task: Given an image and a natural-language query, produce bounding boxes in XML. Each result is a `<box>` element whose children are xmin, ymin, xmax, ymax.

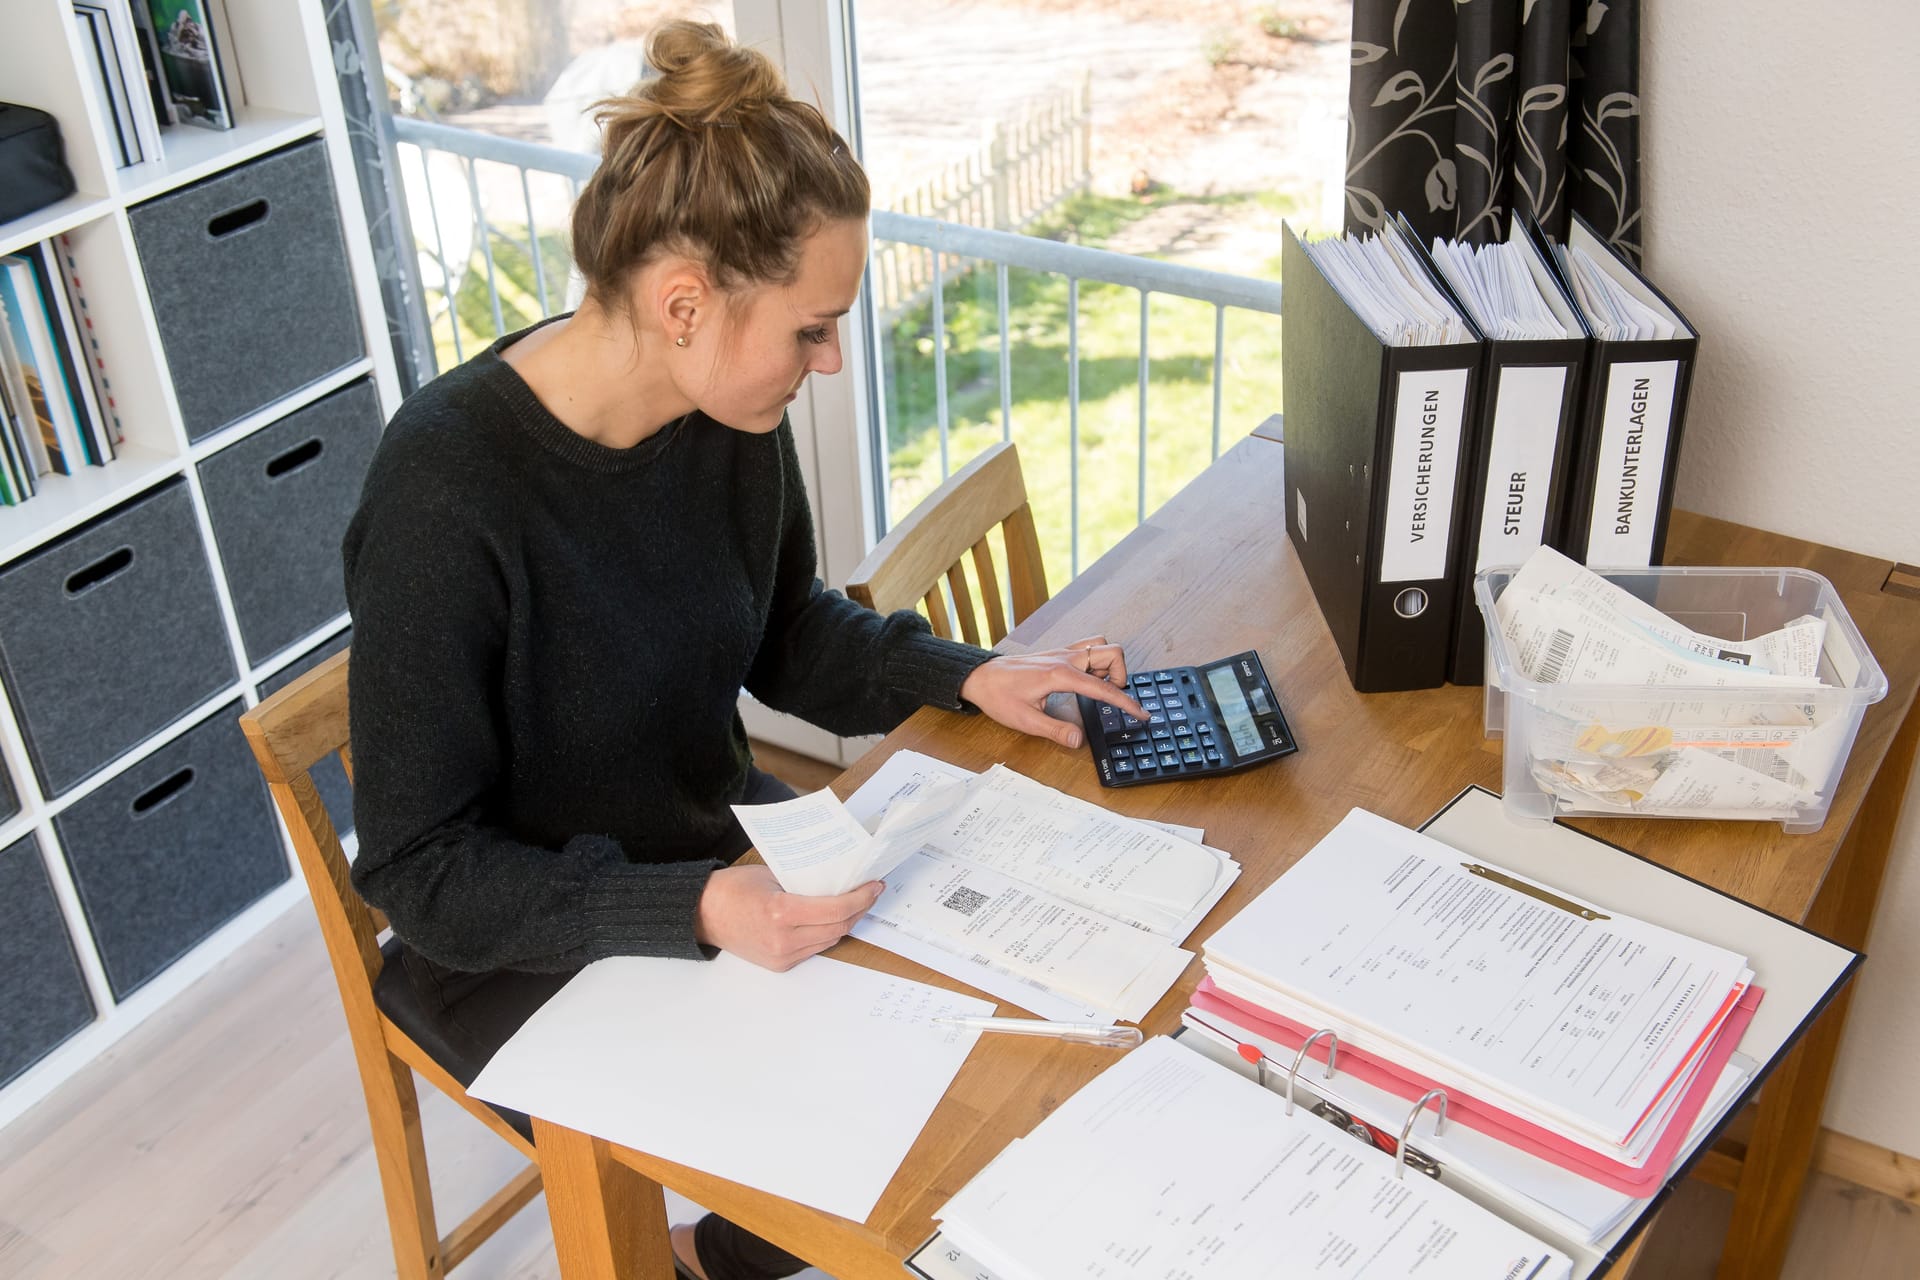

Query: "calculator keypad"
<box><xmin>1083</xmin><ymin>655</ymin><xmax>1296</xmax><ymax>788</ymax></box>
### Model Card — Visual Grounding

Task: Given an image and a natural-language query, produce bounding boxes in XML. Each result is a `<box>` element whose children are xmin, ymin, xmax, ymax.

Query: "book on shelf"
<box><xmin>143</xmin><ymin>0</ymin><xmax>233</xmax><ymax>131</ymax></box>
<box><xmin>73</xmin><ymin>4</ymin><xmax>142</xmax><ymax>169</ymax></box>
<box><xmin>54</xmin><ymin>233</ymin><xmax>124</xmax><ymax>455</ymax></box>
<box><xmin>33</xmin><ymin>242</ymin><xmax>115</xmax><ymax>465</ymax></box>
<box><xmin>84</xmin><ymin>0</ymin><xmax>170</xmax><ymax>167</ymax></box>
<box><xmin>0</xmin><ymin>261</ymin><xmax>80</xmax><ymax>479</ymax></box>
<box><xmin>129</xmin><ymin>0</ymin><xmax>178</xmax><ymax>127</ymax></box>
<box><xmin>0</xmin><ymin>367</ymin><xmax>33</xmax><ymax>506</ymax></box>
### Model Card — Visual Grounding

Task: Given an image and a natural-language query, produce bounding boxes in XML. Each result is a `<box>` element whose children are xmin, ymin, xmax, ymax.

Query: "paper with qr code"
<box><xmin>832</xmin><ymin>751</ymin><xmax>1236</xmax><ymax>1023</ymax></box>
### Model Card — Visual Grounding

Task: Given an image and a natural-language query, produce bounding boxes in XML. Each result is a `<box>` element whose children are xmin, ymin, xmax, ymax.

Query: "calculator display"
<box><xmin>1206</xmin><ymin>666</ymin><xmax>1265</xmax><ymax>758</ymax></box>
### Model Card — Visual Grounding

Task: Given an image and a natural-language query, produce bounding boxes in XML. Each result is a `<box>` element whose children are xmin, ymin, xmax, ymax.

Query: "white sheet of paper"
<box><xmin>465</xmin><ymin>953</ymin><xmax>993</xmax><ymax>1223</ymax></box>
<box><xmin>734</xmin><ymin>776</ymin><xmax>971</xmax><ymax>897</ymax></box>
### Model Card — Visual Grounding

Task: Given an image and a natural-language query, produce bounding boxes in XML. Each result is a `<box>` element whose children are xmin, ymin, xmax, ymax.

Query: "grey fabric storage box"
<box><xmin>0</xmin><ymin>834</ymin><xmax>96</xmax><ymax>1087</ymax></box>
<box><xmin>54</xmin><ymin>703</ymin><xmax>286</xmax><ymax>999</ymax></box>
<box><xmin>199</xmin><ymin>379</ymin><xmax>380</xmax><ymax>664</ymax></box>
<box><xmin>0</xmin><ymin>480</ymin><xmax>237</xmax><ymax>797</ymax></box>
<box><xmin>259</xmin><ymin>628</ymin><xmax>353</xmax><ymax>835</ymax></box>
<box><xmin>129</xmin><ymin>139</ymin><xmax>365</xmax><ymax>441</ymax></box>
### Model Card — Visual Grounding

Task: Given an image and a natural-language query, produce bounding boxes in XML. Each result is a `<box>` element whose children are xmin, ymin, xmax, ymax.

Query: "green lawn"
<box><xmin>878</xmin><ymin>192</ymin><xmax>1288</xmax><ymax>580</ymax></box>
<box><xmin>427</xmin><ymin>190</ymin><xmax>1291</xmax><ymax>587</ymax></box>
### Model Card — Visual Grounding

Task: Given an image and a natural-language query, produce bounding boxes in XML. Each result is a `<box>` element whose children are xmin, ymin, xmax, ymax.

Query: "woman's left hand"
<box><xmin>958</xmin><ymin>635</ymin><xmax>1148</xmax><ymax>750</ymax></box>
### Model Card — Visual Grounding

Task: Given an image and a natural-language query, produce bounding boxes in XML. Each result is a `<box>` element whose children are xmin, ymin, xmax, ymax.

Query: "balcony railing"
<box><xmin>388</xmin><ymin>116</ymin><xmax>1283</xmax><ymax>575</ymax></box>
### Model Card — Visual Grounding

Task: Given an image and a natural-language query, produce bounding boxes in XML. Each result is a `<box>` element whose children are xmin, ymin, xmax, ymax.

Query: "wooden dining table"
<box><xmin>530</xmin><ymin>423</ymin><xmax>1920</xmax><ymax>1280</ymax></box>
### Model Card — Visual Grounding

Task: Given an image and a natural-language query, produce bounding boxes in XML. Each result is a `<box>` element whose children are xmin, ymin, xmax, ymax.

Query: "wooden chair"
<box><xmin>238</xmin><ymin>650</ymin><xmax>542</xmax><ymax>1280</ymax></box>
<box><xmin>847</xmin><ymin>440</ymin><xmax>1050</xmax><ymax>644</ymax></box>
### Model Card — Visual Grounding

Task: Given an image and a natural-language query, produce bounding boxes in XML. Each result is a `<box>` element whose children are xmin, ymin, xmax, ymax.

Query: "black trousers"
<box><xmin>399</xmin><ymin>767</ymin><xmax>810</xmax><ymax>1280</ymax></box>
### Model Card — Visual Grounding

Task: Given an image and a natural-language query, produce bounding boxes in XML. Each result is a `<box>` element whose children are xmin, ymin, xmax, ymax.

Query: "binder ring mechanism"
<box><xmin>1396</xmin><ymin>1089</ymin><xmax>1449</xmax><ymax>1180</ymax></box>
<box><xmin>1286</xmin><ymin>1029</ymin><xmax>1340</xmax><ymax>1116</ymax></box>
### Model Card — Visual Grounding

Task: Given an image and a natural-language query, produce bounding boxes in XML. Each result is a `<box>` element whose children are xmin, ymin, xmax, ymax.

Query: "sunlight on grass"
<box><xmin>878</xmin><ymin>191</ymin><xmax>1288</xmax><ymax>581</ymax></box>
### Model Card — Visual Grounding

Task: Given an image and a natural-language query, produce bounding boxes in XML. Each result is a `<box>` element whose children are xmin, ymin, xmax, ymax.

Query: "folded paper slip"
<box><xmin>1190</xmin><ymin>976</ymin><xmax>1762</xmax><ymax>1197</ymax></box>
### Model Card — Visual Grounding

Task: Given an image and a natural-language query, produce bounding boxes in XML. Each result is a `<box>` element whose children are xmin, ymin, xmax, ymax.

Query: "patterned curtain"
<box><xmin>1345</xmin><ymin>0</ymin><xmax>1642</xmax><ymax>263</ymax></box>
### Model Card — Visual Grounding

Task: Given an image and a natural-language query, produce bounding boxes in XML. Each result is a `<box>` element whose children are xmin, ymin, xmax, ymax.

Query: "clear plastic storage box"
<box><xmin>1475</xmin><ymin>565</ymin><xmax>1887</xmax><ymax>833</ymax></box>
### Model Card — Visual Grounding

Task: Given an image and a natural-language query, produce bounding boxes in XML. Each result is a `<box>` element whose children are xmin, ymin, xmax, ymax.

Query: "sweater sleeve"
<box><xmin>343</xmin><ymin>437</ymin><xmax>717</xmax><ymax>973</ymax></box>
<box><xmin>743</xmin><ymin>424</ymin><xmax>996</xmax><ymax>737</ymax></box>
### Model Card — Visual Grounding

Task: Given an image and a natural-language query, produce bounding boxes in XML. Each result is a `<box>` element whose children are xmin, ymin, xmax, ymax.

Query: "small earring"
<box><xmin>676</xmin><ymin>335</ymin><xmax>689</xmax><ymax>347</ymax></box>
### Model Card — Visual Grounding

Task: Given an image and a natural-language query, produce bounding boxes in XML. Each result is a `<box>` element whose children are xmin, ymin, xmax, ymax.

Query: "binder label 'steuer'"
<box><xmin>1585</xmin><ymin>360</ymin><xmax>1679</xmax><ymax>566</ymax></box>
<box><xmin>1476</xmin><ymin>366</ymin><xmax>1570</xmax><ymax>572</ymax></box>
<box><xmin>1381</xmin><ymin>368</ymin><xmax>1469</xmax><ymax>583</ymax></box>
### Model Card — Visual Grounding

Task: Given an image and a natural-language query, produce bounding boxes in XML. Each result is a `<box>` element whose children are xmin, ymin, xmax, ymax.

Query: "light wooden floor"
<box><xmin>0</xmin><ymin>749</ymin><xmax>1910</xmax><ymax>1280</ymax></box>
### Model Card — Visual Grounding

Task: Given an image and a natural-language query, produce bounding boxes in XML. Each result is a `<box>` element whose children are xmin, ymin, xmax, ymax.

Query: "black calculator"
<box><xmin>1076</xmin><ymin>650</ymin><xmax>1298</xmax><ymax>788</ymax></box>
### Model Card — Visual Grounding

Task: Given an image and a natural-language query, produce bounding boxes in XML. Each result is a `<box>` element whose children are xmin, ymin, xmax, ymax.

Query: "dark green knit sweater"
<box><xmin>343</xmin><ymin>323</ymin><xmax>992</xmax><ymax>972</ymax></box>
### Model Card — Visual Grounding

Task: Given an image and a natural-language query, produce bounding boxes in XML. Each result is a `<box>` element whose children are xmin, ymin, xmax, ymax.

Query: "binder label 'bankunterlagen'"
<box><xmin>1381</xmin><ymin>368</ymin><xmax>1469</xmax><ymax>583</ymax></box>
<box><xmin>1584</xmin><ymin>360</ymin><xmax>1679</xmax><ymax>566</ymax></box>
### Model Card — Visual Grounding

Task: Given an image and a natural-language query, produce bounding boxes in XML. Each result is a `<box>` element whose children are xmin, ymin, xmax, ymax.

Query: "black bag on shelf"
<box><xmin>0</xmin><ymin>103</ymin><xmax>77</xmax><ymax>224</ymax></box>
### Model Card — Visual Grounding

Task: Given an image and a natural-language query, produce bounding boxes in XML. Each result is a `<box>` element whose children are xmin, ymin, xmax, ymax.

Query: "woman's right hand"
<box><xmin>693</xmin><ymin>864</ymin><xmax>884</xmax><ymax>971</ymax></box>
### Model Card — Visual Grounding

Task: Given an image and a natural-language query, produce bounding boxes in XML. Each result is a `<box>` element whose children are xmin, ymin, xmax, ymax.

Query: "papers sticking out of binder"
<box><xmin>1281</xmin><ymin>220</ymin><xmax>1481</xmax><ymax>692</ymax></box>
<box><xmin>1546</xmin><ymin>215</ymin><xmax>1698</xmax><ymax>569</ymax></box>
<box><xmin>1426</xmin><ymin>214</ymin><xmax>1591</xmax><ymax>685</ymax></box>
<box><xmin>1179</xmin><ymin>786</ymin><xmax>1857</xmax><ymax>1278</ymax></box>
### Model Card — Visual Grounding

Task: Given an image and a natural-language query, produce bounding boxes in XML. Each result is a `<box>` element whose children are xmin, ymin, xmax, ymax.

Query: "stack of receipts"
<box><xmin>1491</xmin><ymin>545</ymin><xmax>1844</xmax><ymax>817</ymax></box>
<box><xmin>1190</xmin><ymin>809</ymin><xmax>1759</xmax><ymax>1248</ymax></box>
<box><xmin>733</xmin><ymin>750</ymin><xmax>1238</xmax><ymax>1023</ymax></box>
<box><xmin>931</xmin><ymin>1036</ymin><xmax>1573</xmax><ymax>1280</ymax></box>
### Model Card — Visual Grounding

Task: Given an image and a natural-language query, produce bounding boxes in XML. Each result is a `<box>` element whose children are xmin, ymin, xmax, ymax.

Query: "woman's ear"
<box><xmin>657</xmin><ymin>259</ymin><xmax>710</xmax><ymax>346</ymax></box>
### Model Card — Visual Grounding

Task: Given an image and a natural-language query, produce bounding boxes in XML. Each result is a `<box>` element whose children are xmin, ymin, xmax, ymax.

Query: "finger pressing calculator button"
<box><xmin>1148</xmin><ymin>713</ymin><xmax>1167</xmax><ymax>725</ymax></box>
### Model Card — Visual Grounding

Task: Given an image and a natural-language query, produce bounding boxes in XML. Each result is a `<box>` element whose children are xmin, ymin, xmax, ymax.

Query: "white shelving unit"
<box><xmin>0</xmin><ymin>0</ymin><xmax>401</xmax><ymax>1129</ymax></box>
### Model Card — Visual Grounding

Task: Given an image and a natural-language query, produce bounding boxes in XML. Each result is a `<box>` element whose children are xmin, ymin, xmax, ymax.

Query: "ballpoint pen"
<box><xmin>931</xmin><ymin>1015</ymin><xmax>1143</xmax><ymax>1048</ymax></box>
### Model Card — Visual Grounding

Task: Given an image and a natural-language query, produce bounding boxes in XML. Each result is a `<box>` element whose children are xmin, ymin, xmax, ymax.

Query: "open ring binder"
<box><xmin>1284</xmin><ymin>1029</ymin><xmax>1339</xmax><ymax>1116</ymax></box>
<box><xmin>1397</xmin><ymin>1088</ymin><xmax>1449</xmax><ymax>1180</ymax></box>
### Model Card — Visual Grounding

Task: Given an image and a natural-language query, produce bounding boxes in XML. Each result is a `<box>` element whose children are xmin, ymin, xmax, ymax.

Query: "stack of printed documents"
<box><xmin>1490</xmin><ymin>545</ymin><xmax>1845</xmax><ymax>817</ymax></box>
<box><xmin>734</xmin><ymin>750</ymin><xmax>1238</xmax><ymax>1023</ymax></box>
<box><xmin>1188</xmin><ymin>808</ymin><xmax>1760</xmax><ymax>1248</ymax></box>
<box><xmin>926</xmin><ymin>1036</ymin><xmax>1573</xmax><ymax>1280</ymax></box>
<box><xmin>1300</xmin><ymin>218</ymin><xmax>1476</xmax><ymax>347</ymax></box>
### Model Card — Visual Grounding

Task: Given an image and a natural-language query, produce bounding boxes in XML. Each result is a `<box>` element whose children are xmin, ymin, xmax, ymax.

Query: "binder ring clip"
<box><xmin>1284</xmin><ymin>1030</ymin><xmax>1340</xmax><ymax>1116</ymax></box>
<box><xmin>1396</xmin><ymin>1089</ymin><xmax>1449</xmax><ymax>1180</ymax></box>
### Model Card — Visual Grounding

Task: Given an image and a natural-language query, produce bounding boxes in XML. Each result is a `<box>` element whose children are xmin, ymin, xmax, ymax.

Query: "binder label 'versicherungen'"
<box><xmin>1381</xmin><ymin>368</ymin><xmax>1469</xmax><ymax>583</ymax></box>
<box><xmin>1585</xmin><ymin>360</ymin><xmax>1679</xmax><ymax>566</ymax></box>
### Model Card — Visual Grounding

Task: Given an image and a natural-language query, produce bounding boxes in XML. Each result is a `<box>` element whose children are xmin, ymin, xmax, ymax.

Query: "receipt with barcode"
<box><xmin>1493</xmin><ymin>547</ymin><xmax>1826</xmax><ymax>691</ymax></box>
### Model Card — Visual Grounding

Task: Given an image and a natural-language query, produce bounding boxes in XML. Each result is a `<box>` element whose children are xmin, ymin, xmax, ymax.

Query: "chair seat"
<box><xmin>372</xmin><ymin>936</ymin><xmax>537</xmax><ymax>1142</ymax></box>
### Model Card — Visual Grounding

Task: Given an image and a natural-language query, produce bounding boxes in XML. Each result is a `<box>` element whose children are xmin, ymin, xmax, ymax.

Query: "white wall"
<box><xmin>1642</xmin><ymin>2</ymin><xmax>1920</xmax><ymax>1154</ymax></box>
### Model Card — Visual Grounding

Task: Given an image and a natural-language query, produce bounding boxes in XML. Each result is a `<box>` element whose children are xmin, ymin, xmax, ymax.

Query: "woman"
<box><xmin>343</xmin><ymin>20</ymin><xmax>1144</xmax><ymax>1280</ymax></box>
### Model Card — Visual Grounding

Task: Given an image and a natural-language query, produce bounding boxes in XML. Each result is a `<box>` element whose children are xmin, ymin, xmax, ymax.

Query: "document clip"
<box><xmin>1395</xmin><ymin>1089</ymin><xmax>1448</xmax><ymax>1181</ymax></box>
<box><xmin>1463</xmin><ymin>863</ymin><xmax>1610</xmax><ymax>921</ymax></box>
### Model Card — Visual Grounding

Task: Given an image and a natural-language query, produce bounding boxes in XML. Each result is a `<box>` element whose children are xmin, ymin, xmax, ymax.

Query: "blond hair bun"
<box><xmin>572</xmin><ymin>20</ymin><xmax>869</xmax><ymax>299</ymax></box>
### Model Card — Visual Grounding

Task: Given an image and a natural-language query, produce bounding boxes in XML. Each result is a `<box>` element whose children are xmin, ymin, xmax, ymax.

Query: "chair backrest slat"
<box><xmin>239</xmin><ymin>650</ymin><xmax>382</xmax><ymax>985</ymax></box>
<box><xmin>849</xmin><ymin>442</ymin><xmax>1049</xmax><ymax>647</ymax></box>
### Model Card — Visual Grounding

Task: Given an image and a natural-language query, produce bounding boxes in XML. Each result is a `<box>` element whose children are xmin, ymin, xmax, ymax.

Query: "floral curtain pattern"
<box><xmin>324</xmin><ymin>0</ymin><xmax>434</xmax><ymax>395</ymax></box>
<box><xmin>1346</xmin><ymin>0</ymin><xmax>1642</xmax><ymax>263</ymax></box>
